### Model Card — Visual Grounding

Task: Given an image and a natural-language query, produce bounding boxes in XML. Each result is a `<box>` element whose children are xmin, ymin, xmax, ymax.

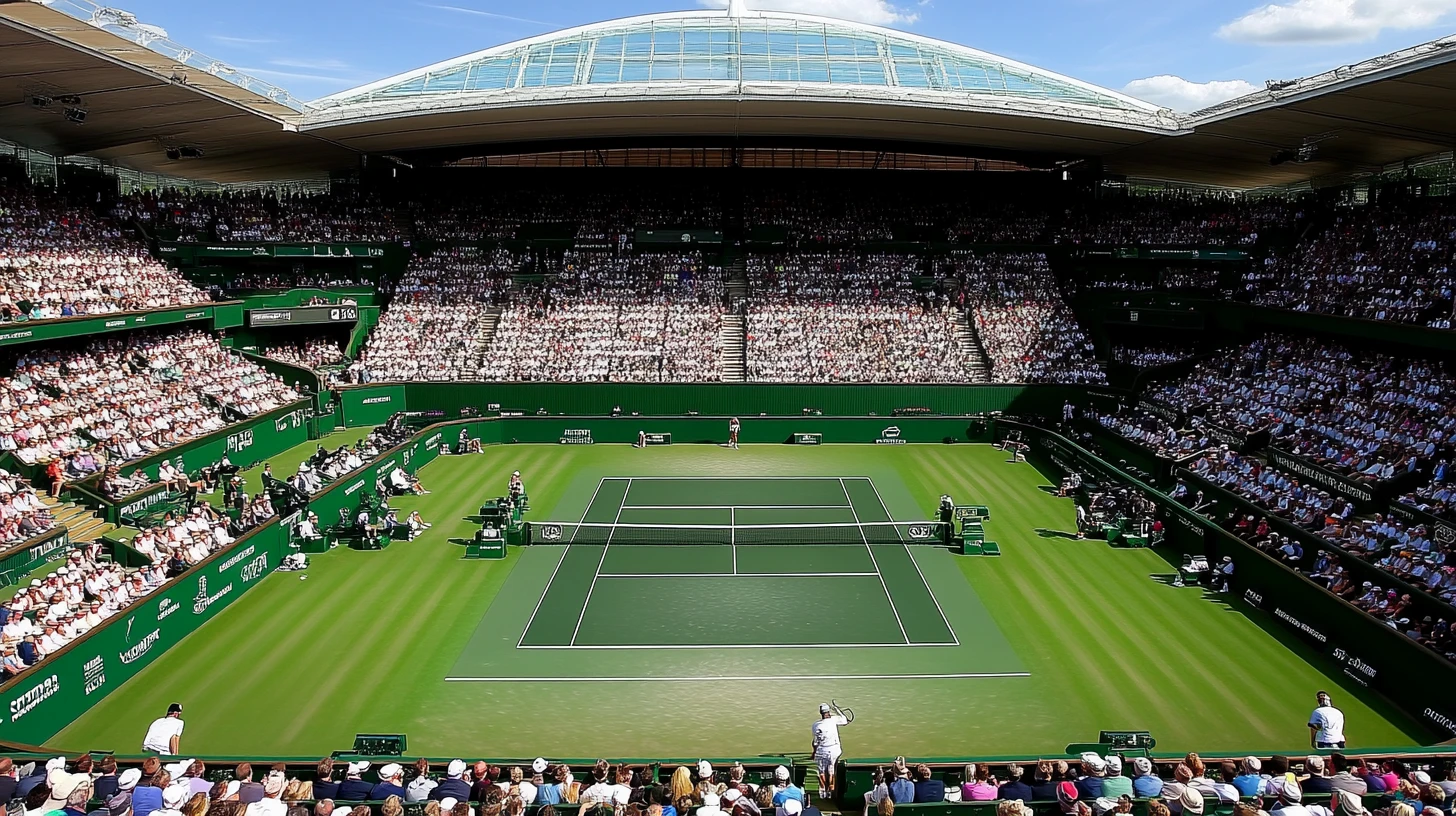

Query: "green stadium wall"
<box><xmin>0</xmin><ymin>528</ymin><xmax>70</xmax><ymax>589</ymax></box>
<box><xmin>337</xmin><ymin>383</ymin><xmax>1115</xmax><ymax>428</ymax></box>
<box><xmin>0</xmin><ymin>305</ymin><xmax>223</xmax><ymax>349</ymax></box>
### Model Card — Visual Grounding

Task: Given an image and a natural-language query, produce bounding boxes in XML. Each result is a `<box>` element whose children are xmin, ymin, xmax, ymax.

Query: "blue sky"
<box><xmin>113</xmin><ymin>0</ymin><xmax>1456</xmax><ymax>111</ymax></box>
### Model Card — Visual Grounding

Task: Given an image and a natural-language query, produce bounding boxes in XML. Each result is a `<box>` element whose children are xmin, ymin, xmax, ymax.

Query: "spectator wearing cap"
<box><xmin>1271</xmin><ymin>780</ymin><xmax>1309</xmax><ymax>816</ymax></box>
<box><xmin>911</xmin><ymin>765</ymin><xmax>943</xmax><ymax>804</ymax></box>
<box><xmin>313</xmin><ymin>760</ymin><xmax>340</xmax><ymax>802</ymax></box>
<box><xmin>337</xmin><ymin>763</ymin><xmax>373</xmax><ymax>802</ymax></box>
<box><xmin>1233</xmin><ymin>759</ymin><xmax>1264</xmax><ymax>797</ymax></box>
<box><xmin>888</xmin><ymin>761</ymin><xmax>914</xmax><ymax>805</ymax></box>
<box><xmin>372</xmin><ymin>765</ymin><xmax>406</xmax><ymax>801</ymax></box>
<box><xmin>1101</xmin><ymin>758</ymin><xmax>1132</xmax><ymax>799</ymax></box>
<box><xmin>105</xmin><ymin>792</ymin><xmax>134</xmax><ymax>816</ymax></box>
<box><xmin>246</xmin><ymin>772</ymin><xmax>288</xmax><ymax>816</ymax></box>
<box><xmin>1055</xmin><ymin>782</ymin><xmax>1079</xmax><ymax>814</ymax></box>
<box><xmin>1077</xmin><ymin>755</ymin><xmax>1107</xmax><ymax>800</ymax></box>
<box><xmin>1304</xmin><ymin>757</ymin><xmax>1334</xmax><ymax>795</ymax></box>
<box><xmin>1178</xmin><ymin>790</ymin><xmax>1205</xmax><ymax>816</ymax></box>
<box><xmin>154</xmin><ymin>782</ymin><xmax>188</xmax><ymax>816</ymax></box>
<box><xmin>431</xmin><ymin>761</ymin><xmax>471</xmax><ymax>803</ymax></box>
<box><xmin>999</xmin><ymin>764</ymin><xmax>1034</xmax><ymax>803</ymax></box>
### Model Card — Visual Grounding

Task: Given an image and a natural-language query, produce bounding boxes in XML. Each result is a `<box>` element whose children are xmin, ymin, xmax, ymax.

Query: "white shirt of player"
<box><xmin>1309</xmin><ymin>704</ymin><xmax>1345</xmax><ymax>744</ymax></box>
<box><xmin>811</xmin><ymin>714</ymin><xmax>848</xmax><ymax>754</ymax></box>
<box><xmin>729</xmin><ymin>419</ymin><xmax>741</xmax><ymax>433</ymax></box>
<box><xmin>142</xmin><ymin>715</ymin><xmax>185</xmax><ymax>753</ymax></box>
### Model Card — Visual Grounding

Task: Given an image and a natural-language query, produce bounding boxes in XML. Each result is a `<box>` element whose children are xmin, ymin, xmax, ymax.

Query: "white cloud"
<box><xmin>698</xmin><ymin>0</ymin><xmax>918</xmax><ymax>25</ymax></box>
<box><xmin>1219</xmin><ymin>0</ymin><xmax>1456</xmax><ymax>44</ymax></box>
<box><xmin>271</xmin><ymin>57</ymin><xmax>353</xmax><ymax>71</ymax></box>
<box><xmin>1121</xmin><ymin>75</ymin><xmax>1260</xmax><ymax>112</ymax></box>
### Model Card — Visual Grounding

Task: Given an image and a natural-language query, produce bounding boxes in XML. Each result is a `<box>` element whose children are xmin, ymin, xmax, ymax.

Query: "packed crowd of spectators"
<box><xmin>957</xmin><ymin>253</ymin><xmax>1106</xmax><ymax>384</ymax></box>
<box><xmin>8</xmin><ymin>750</ymin><xmax>1456</xmax><ymax>816</ymax></box>
<box><xmin>116</xmin><ymin>189</ymin><xmax>399</xmax><ymax>243</ymax></box>
<box><xmin>263</xmin><ymin>338</ymin><xmax>348</xmax><ymax>371</ymax></box>
<box><xmin>1</xmin><ymin>505</ymin><xmax>241</xmax><ymax>672</ymax></box>
<box><xmin>0</xmin><ymin>328</ymin><xmax>300</xmax><ymax>483</ymax></box>
<box><xmin>0</xmin><ymin>172</ymin><xmax>208</xmax><ymax>322</ymax></box>
<box><xmin>0</xmin><ymin>465</ymin><xmax>56</xmax><ymax>545</ymax></box>
<box><xmin>746</xmin><ymin>254</ymin><xmax>968</xmax><ymax>383</ymax></box>
<box><xmin>359</xmin><ymin>248</ymin><xmax>513</xmax><ymax>382</ymax></box>
<box><xmin>481</xmin><ymin>253</ymin><xmax>723</xmax><ymax>382</ymax></box>
<box><xmin>1096</xmin><ymin>409</ymin><xmax>1210</xmax><ymax>460</ymax></box>
<box><xmin>1180</xmin><ymin>447</ymin><xmax>1456</xmax><ymax>653</ymax></box>
<box><xmin>1143</xmin><ymin>335</ymin><xmax>1454</xmax><ymax>482</ymax></box>
<box><xmin>1398</xmin><ymin>459</ymin><xmax>1455</xmax><ymax>521</ymax></box>
<box><xmin>1243</xmin><ymin>201</ymin><xmax>1456</xmax><ymax>327</ymax></box>
<box><xmin>1057</xmin><ymin>195</ymin><xmax>1298</xmax><ymax>246</ymax></box>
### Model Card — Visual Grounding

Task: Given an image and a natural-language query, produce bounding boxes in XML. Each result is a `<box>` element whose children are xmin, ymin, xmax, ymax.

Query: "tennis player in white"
<box><xmin>812</xmin><ymin>702</ymin><xmax>849</xmax><ymax>802</ymax></box>
<box><xmin>728</xmin><ymin>417</ymin><xmax>741</xmax><ymax>450</ymax></box>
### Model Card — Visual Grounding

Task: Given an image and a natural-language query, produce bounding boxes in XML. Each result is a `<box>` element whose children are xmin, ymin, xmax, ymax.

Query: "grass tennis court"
<box><xmin>50</xmin><ymin>442</ymin><xmax>1430</xmax><ymax>758</ymax></box>
<box><xmin>519</xmin><ymin>477</ymin><xmax>956</xmax><ymax>648</ymax></box>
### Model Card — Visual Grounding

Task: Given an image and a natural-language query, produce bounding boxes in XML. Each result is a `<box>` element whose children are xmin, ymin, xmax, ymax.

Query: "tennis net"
<box><xmin>525</xmin><ymin>520</ymin><xmax>949</xmax><ymax>546</ymax></box>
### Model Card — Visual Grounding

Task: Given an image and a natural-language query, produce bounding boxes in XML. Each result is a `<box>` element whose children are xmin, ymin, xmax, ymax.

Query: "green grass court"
<box><xmin>51</xmin><ymin>442</ymin><xmax>1429</xmax><ymax>758</ymax></box>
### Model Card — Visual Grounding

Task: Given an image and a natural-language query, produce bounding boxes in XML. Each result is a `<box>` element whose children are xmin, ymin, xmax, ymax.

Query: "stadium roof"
<box><xmin>2</xmin><ymin>0</ymin><xmax>1456</xmax><ymax>188</ymax></box>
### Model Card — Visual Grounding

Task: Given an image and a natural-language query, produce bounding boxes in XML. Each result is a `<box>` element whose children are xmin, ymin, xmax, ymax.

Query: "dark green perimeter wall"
<box><xmin>338</xmin><ymin>382</ymin><xmax>1100</xmax><ymax>428</ymax></box>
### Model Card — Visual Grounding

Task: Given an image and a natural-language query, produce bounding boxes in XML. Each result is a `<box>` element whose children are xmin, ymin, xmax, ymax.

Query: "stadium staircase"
<box><xmin>41</xmin><ymin>495</ymin><xmax>115</xmax><ymax>545</ymax></box>
<box><xmin>953</xmin><ymin>310</ymin><xmax>993</xmax><ymax>382</ymax></box>
<box><xmin>467</xmin><ymin>306</ymin><xmax>503</xmax><ymax>379</ymax></box>
<box><xmin>720</xmin><ymin>314</ymin><xmax>746</xmax><ymax>382</ymax></box>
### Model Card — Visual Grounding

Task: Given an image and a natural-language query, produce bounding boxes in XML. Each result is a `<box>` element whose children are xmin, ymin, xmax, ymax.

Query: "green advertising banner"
<box><xmin>0</xmin><ymin>306</ymin><xmax>218</xmax><ymax>348</ymax></box>
<box><xmin>339</xmin><ymin>385</ymin><xmax>406</xmax><ymax>427</ymax></box>
<box><xmin>0</xmin><ymin>528</ymin><xmax>70</xmax><ymax>588</ymax></box>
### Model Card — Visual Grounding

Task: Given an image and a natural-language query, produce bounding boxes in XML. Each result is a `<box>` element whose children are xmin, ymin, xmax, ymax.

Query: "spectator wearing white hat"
<box><xmin>770</xmin><ymin>767</ymin><xmax>803</xmax><ymax>807</ymax></box>
<box><xmin>1271</xmin><ymin>779</ymin><xmax>1310</xmax><ymax>816</ymax></box>
<box><xmin>337</xmin><ymin>763</ymin><xmax>372</xmax><ymax>801</ymax></box>
<box><xmin>1233</xmin><ymin>758</ymin><xmax>1264</xmax><ymax>797</ymax></box>
<box><xmin>699</xmin><ymin>792</ymin><xmax>727</xmax><ymax>816</ymax></box>
<box><xmin>371</xmin><ymin>765</ymin><xmax>406</xmax><ymax>801</ymax></box>
<box><xmin>246</xmin><ymin>772</ymin><xmax>288</xmax><ymax>816</ymax></box>
<box><xmin>1101</xmin><ymin>757</ymin><xmax>1132</xmax><ymax>799</ymax></box>
<box><xmin>153</xmin><ymin>782</ymin><xmax>188</xmax><ymax>816</ymax></box>
<box><xmin>1077</xmin><ymin>754</ymin><xmax>1108</xmax><ymax>799</ymax></box>
<box><xmin>430</xmin><ymin>761</ymin><xmax>470</xmax><ymax>803</ymax></box>
<box><xmin>1131</xmin><ymin>758</ymin><xmax>1163</xmax><ymax>799</ymax></box>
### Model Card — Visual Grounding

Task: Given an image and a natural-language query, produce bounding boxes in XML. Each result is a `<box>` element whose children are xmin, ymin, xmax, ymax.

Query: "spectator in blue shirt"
<box><xmin>336</xmin><ymin>762</ymin><xmax>374</xmax><ymax>801</ymax></box>
<box><xmin>131</xmin><ymin>779</ymin><xmax>163</xmax><ymax>816</ymax></box>
<box><xmin>912</xmin><ymin>765</ymin><xmax>944</xmax><ymax>803</ymax></box>
<box><xmin>999</xmin><ymin>764</ymin><xmax>1035</xmax><ymax>802</ymax></box>
<box><xmin>430</xmin><ymin>761</ymin><xmax>471</xmax><ymax>803</ymax></box>
<box><xmin>371</xmin><ymin>764</ymin><xmax>407</xmax><ymax>801</ymax></box>
<box><xmin>1131</xmin><ymin>758</ymin><xmax>1164</xmax><ymax>799</ymax></box>
<box><xmin>1233</xmin><ymin>757</ymin><xmax>1264</xmax><ymax>797</ymax></box>
<box><xmin>771</xmin><ymin>766</ymin><xmax>805</xmax><ymax>806</ymax></box>
<box><xmin>1076</xmin><ymin>754</ymin><xmax>1106</xmax><ymax>800</ymax></box>
<box><xmin>889</xmin><ymin>762</ymin><xmax>915</xmax><ymax>805</ymax></box>
<box><xmin>313</xmin><ymin>759</ymin><xmax>340</xmax><ymax>802</ymax></box>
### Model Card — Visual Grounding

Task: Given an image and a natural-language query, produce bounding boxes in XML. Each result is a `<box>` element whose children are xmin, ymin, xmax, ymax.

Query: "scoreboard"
<box><xmin>247</xmin><ymin>305</ymin><xmax>359</xmax><ymax>327</ymax></box>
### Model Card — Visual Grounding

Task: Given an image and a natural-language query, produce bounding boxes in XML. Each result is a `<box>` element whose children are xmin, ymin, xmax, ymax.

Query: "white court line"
<box><xmin>517</xmin><ymin>477</ymin><xmax>611</xmax><ymax>647</ymax></box>
<box><xmin>841</xmin><ymin>478</ymin><xmax>910</xmax><ymax>645</ymax></box>
<box><xmin>596</xmin><ymin>572</ymin><xmax>882</xmax><ymax>578</ymax></box>
<box><xmin>447</xmin><ymin>672</ymin><xmax>1030</xmax><ymax>682</ymax></box>
<box><xmin>863</xmin><ymin>478</ymin><xmax>960</xmax><ymax>646</ymax></box>
<box><xmin>517</xmin><ymin>640</ymin><xmax>959</xmax><ymax>650</ymax></box>
<box><xmin>567</xmin><ymin>477</ymin><xmax>629</xmax><ymax>646</ymax></box>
